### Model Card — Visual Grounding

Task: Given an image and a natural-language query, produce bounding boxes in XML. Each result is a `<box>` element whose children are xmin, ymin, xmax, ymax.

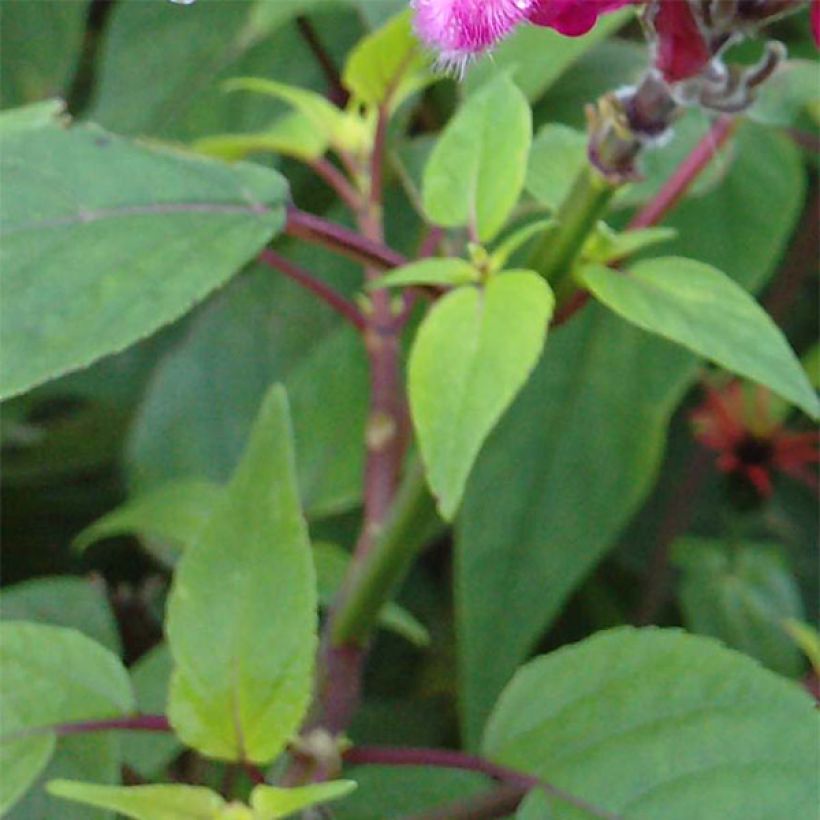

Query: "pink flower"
<box><xmin>411</xmin><ymin>0</ymin><xmax>632</xmax><ymax>71</ymax></box>
<box><xmin>648</xmin><ymin>0</ymin><xmax>712</xmax><ymax>83</ymax></box>
<box><xmin>812</xmin><ymin>0</ymin><xmax>820</xmax><ymax>45</ymax></box>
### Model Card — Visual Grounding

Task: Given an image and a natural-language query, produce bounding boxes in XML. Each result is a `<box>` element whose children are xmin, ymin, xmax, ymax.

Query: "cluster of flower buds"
<box><xmin>412</xmin><ymin>0</ymin><xmax>817</xmax><ymax>179</ymax></box>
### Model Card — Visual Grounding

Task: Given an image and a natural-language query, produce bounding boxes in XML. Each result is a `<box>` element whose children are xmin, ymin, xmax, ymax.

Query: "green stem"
<box><xmin>529</xmin><ymin>165</ymin><xmax>616</xmax><ymax>302</ymax></box>
<box><xmin>331</xmin><ymin>459</ymin><xmax>437</xmax><ymax>646</ymax></box>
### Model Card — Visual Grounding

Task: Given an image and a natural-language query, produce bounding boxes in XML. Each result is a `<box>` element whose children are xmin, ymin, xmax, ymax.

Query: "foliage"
<box><xmin>1</xmin><ymin>2</ymin><xmax>817</xmax><ymax>818</ymax></box>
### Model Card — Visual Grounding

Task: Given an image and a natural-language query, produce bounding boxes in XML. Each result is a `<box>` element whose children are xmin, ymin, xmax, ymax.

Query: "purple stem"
<box><xmin>285</xmin><ymin>206</ymin><xmax>407</xmax><ymax>270</ymax></box>
<box><xmin>258</xmin><ymin>247</ymin><xmax>366</xmax><ymax>331</ymax></box>
<box><xmin>343</xmin><ymin>746</ymin><xmax>620</xmax><ymax>819</ymax></box>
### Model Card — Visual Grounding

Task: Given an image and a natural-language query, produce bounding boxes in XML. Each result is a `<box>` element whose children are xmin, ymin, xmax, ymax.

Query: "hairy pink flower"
<box><xmin>411</xmin><ymin>0</ymin><xmax>536</xmax><ymax>69</ymax></box>
<box><xmin>411</xmin><ymin>0</ymin><xmax>632</xmax><ymax>70</ymax></box>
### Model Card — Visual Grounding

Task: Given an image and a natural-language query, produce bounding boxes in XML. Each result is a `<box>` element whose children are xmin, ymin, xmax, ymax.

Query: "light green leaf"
<box><xmin>0</xmin><ymin>0</ymin><xmax>90</xmax><ymax>107</ymax></box>
<box><xmin>0</xmin><ymin>576</ymin><xmax>120</xmax><ymax>654</ymax></box>
<box><xmin>122</xmin><ymin>645</ymin><xmax>182</xmax><ymax>779</ymax></box>
<box><xmin>525</xmin><ymin>124</ymin><xmax>587</xmax><ymax>211</ymax></box>
<box><xmin>369</xmin><ymin>259</ymin><xmax>479</xmax><ymax>291</ymax></box>
<box><xmin>422</xmin><ymin>74</ymin><xmax>532</xmax><ymax>242</ymax></box>
<box><xmin>582</xmin><ymin>225</ymin><xmax>677</xmax><ymax>265</ymax></box>
<box><xmin>484</xmin><ymin>627</ymin><xmax>819</xmax><ymax>818</ymax></box>
<box><xmin>314</xmin><ymin>543</ymin><xmax>429</xmax><ymax>647</ymax></box>
<box><xmin>580</xmin><ymin>258</ymin><xmax>819</xmax><ymax>418</ymax></box>
<box><xmin>166</xmin><ymin>385</ymin><xmax>317</xmax><ymax>763</ymax></box>
<box><xmin>343</xmin><ymin>10</ymin><xmax>431</xmax><ymax>109</ymax></box>
<box><xmin>673</xmin><ymin>539</ymin><xmax>805</xmax><ymax>677</ymax></box>
<box><xmin>0</xmin><ymin>121</ymin><xmax>287</xmax><ymax>399</ymax></box>
<box><xmin>749</xmin><ymin>60</ymin><xmax>820</xmax><ymax>127</ymax></box>
<box><xmin>409</xmin><ymin>271</ymin><xmax>553</xmax><ymax>519</ymax></box>
<box><xmin>0</xmin><ymin>99</ymin><xmax>66</xmax><ymax>133</ymax></box>
<box><xmin>490</xmin><ymin>219</ymin><xmax>556</xmax><ymax>272</ymax></box>
<box><xmin>0</xmin><ymin>622</ymin><xmax>134</xmax><ymax>814</ymax></box>
<box><xmin>250</xmin><ymin>781</ymin><xmax>357</xmax><ymax>818</ymax></box>
<box><xmin>224</xmin><ymin>77</ymin><xmax>345</xmax><ymax>144</ymax></box>
<box><xmin>193</xmin><ymin>112</ymin><xmax>329</xmax><ymax>162</ymax></box>
<box><xmin>782</xmin><ymin>619</ymin><xmax>820</xmax><ymax>674</ymax></box>
<box><xmin>47</xmin><ymin>781</ymin><xmax>226</xmax><ymax>820</ymax></box>
<box><xmin>74</xmin><ymin>480</ymin><xmax>224</xmax><ymax>566</ymax></box>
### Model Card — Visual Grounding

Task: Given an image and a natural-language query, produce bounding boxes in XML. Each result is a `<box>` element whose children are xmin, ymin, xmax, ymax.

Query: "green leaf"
<box><xmin>580</xmin><ymin>258</ymin><xmax>819</xmax><ymax>418</ymax></box>
<box><xmin>7</xmin><ymin>734</ymin><xmax>121</xmax><ymax>820</ymax></box>
<box><xmin>409</xmin><ymin>271</ymin><xmax>554</xmax><ymax>519</ymax></box>
<box><xmin>193</xmin><ymin>112</ymin><xmax>329</xmax><ymax>163</ymax></box>
<box><xmin>464</xmin><ymin>11</ymin><xmax>630</xmax><ymax>101</ymax></box>
<box><xmin>783</xmin><ymin>620</ymin><xmax>820</xmax><ymax>674</ymax></box>
<box><xmin>87</xmin><ymin>0</ymin><xmax>361</xmax><ymax>141</ymax></box>
<box><xmin>0</xmin><ymin>121</ymin><xmax>287</xmax><ymax>399</ymax></box>
<box><xmin>125</xmin><ymin>271</ymin><xmax>368</xmax><ymax>519</ymax></box>
<box><xmin>334</xmin><ymin>766</ymin><xmax>487</xmax><ymax>820</ymax></box>
<box><xmin>122</xmin><ymin>645</ymin><xmax>182</xmax><ymax>779</ymax></box>
<box><xmin>422</xmin><ymin>74</ymin><xmax>532</xmax><ymax>242</ymax></box>
<box><xmin>490</xmin><ymin>219</ymin><xmax>556</xmax><ymax>272</ymax></box>
<box><xmin>47</xmin><ymin>781</ymin><xmax>227</xmax><ymax>820</ymax></box>
<box><xmin>0</xmin><ymin>576</ymin><xmax>120</xmax><ymax>654</ymax></box>
<box><xmin>0</xmin><ymin>99</ymin><xmax>66</xmax><ymax>133</ymax></box>
<box><xmin>0</xmin><ymin>735</ymin><xmax>55</xmax><ymax>816</ymax></box>
<box><xmin>313</xmin><ymin>543</ymin><xmax>430</xmax><ymax>647</ymax></box>
<box><xmin>484</xmin><ymin>628</ymin><xmax>819</xmax><ymax>819</ymax></box>
<box><xmin>673</xmin><ymin>539</ymin><xmax>805</xmax><ymax>677</ymax></box>
<box><xmin>369</xmin><ymin>259</ymin><xmax>479</xmax><ymax>290</ymax></box>
<box><xmin>46</xmin><ymin>779</ymin><xmax>357</xmax><ymax>820</ymax></box>
<box><xmin>0</xmin><ymin>622</ymin><xmax>134</xmax><ymax>814</ymax></box>
<box><xmin>0</xmin><ymin>0</ymin><xmax>90</xmax><ymax>107</ymax></box>
<box><xmin>582</xmin><ymin>225</ymin><xmax>677</xmax><ymax>265</ymax></box>
<box><xmin>223</xmin><ymin>77</ymin><xmax>350</xmax><ymax>150</ymax></box>
<box><xmin>74</xmin><ymin>480</ymin><xmax>224</xmax><ymax>567</ymax></box>
<box><xmin>249</xmin><ymin>781</ymin><xmax>357</xmax><ymax>818</ymax></box>
<box><xmin>749</xmin><ymin>60</ymin><xmax>820</xmax><ymax>127</ymax></box>
<box><xmin>342</xmin><ymin>10</ymin><xmax>431</xmax><ymax>109</ymax></box>
<box><xmin>166</xmin><ymin>385</ymin><xmax>317</xmax><ymax>763</ymax></box>
<box><xmin>525</xmin><ymin>124</ymin><xmax>587</xmax><ymax>211</ymax></box>
<box><xmin>457</xmin><ymin>121</ymin><xmax>803</xmax><ymax>748</ymax></box>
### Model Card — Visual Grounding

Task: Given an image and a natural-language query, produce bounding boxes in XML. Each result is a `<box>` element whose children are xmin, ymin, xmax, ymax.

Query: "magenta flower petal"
<box><xmin>528</xmin><ymin>0</ymin><xmax>632</xmax><ymax>37</ymax></box>
<box><xmin>411</xmin><ymin>0</ymin><xmax>536</xmax><ymax>68</ymax></box>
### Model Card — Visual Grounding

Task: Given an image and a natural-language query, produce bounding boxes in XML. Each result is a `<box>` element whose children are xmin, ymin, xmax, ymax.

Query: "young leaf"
<box><xmin>525</xmin><ymin>124</ymin><xmax>587</xmax><ymax>211</ymax></box>
<box><xmin>47</xmin><ymin>781</ymin><xmax>227</xmax><ymax>820</ymax></box>
<box><xmin>224</xmin><ymin>77</ymin><xmax>346</xmax><ymax>147</ymax></box>
<box><xmin>249</xmin><ymin>781</ymin><xmax>357</xmax><ymax>818</ymax></box>
<box><xmin>342</xmin><ymin>10</ymin><xmax>431</xmax><ymax>110</ymax></box>
<box><xmin>673</xmin><ymin>539</ymin><xmax>805</xmax><ymax>677</ymax></box>
<box><xmin>484</xmin><ymin>627</ymin><xmax>819</xmax><ymax>818</ymax></box>
<box><xmin>368</xmin><ymin>259</ymin><xmax>479</xmax><ymax>291</ymax></box>
<box><xmin>193</xmin><ymin>112</ymin><xmax>330</xmax><ymax>163</ymax></box>
<box><xmin>74</xmin><ymin>479</ymin><xmax>224</xmax><ymax>566</ymax></box>
<box><xmin>166</xmin><ymin>385</ymin><xmax>317</xmax><ymax>763</ymax></box>
<box><xmin>0</xmin><ymin>622</ymin><xmax>134</xmax><ymax>814</ymax></box>
<box><xmin>422</xmin><ymin>74</ymin><xmax>532</xmax><ymax>242</ymax></box>
<box><xmin>0</xmin><ymin>121</ymin><xmax>287</xmax><ymax>399</ymax></box>
<box><xmin>580</xmin><ymin>258</ymin><xmax>820</xmax><ymax>418</ymax></box>
<box><xmin>409</xmin><ymin>271</ymin><xmax>554</xmax><ymax>519</ymax></box>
